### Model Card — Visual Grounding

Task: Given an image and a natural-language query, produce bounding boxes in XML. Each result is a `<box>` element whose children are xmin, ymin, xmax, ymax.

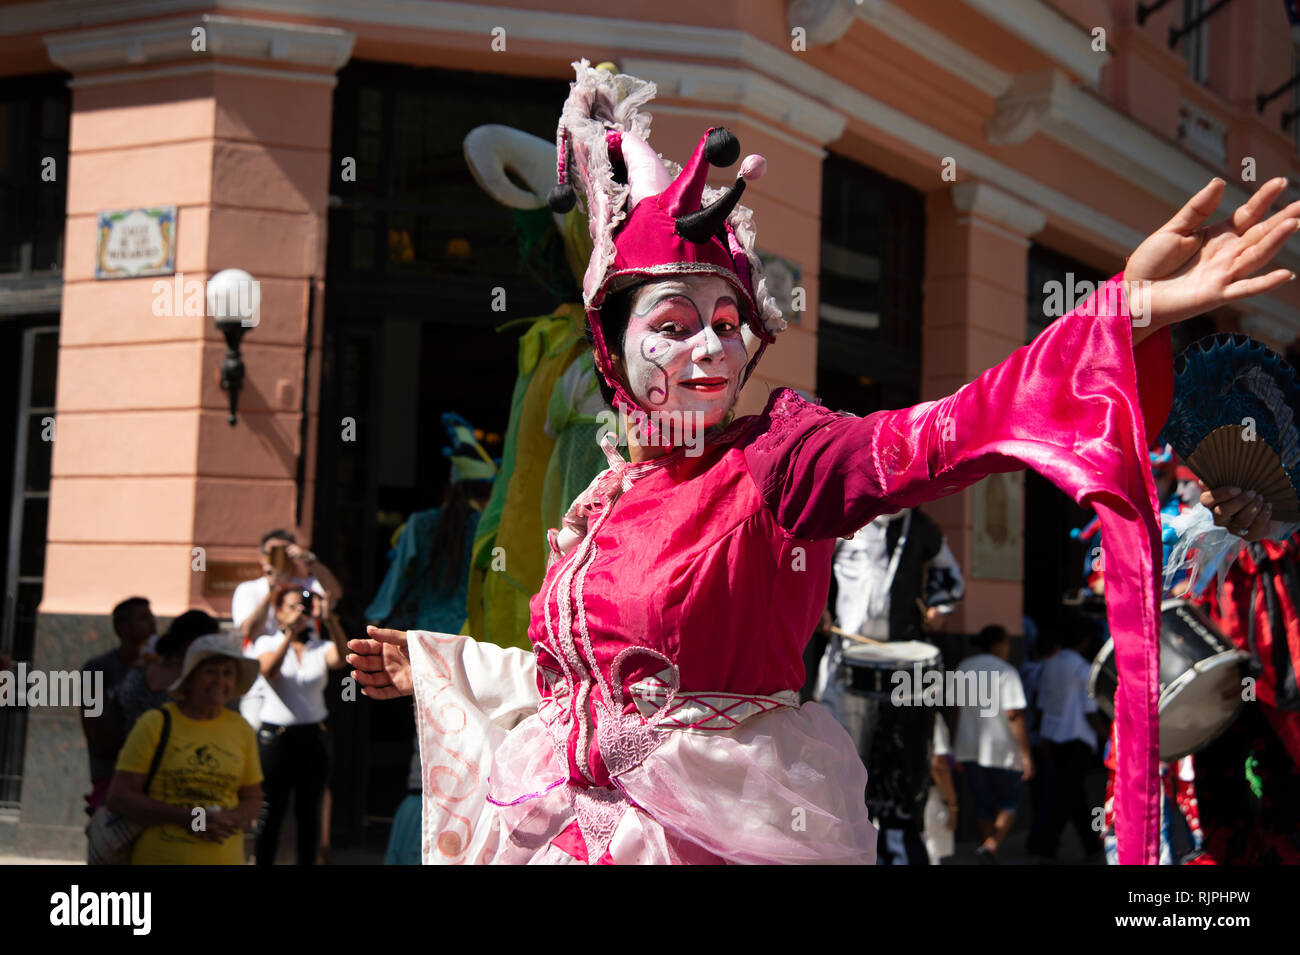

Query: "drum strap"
<box><xmin>1247</xmin><ymin>574</ymin><xmax>1264</xmax><ymax>679</ymax></box>
<box><xmin>1272</xmin><ymin>556</ymin><xmax>1300</xmax><ymax>711</ymax></box>
<box><xmin>882</xmin><ymin>510</ymin><xmax>912</xmax><ymax>603</ymax></box>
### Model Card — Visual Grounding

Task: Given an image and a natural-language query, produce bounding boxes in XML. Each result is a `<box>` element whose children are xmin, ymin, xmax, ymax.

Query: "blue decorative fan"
<box><xmin>1160</xmin><ymin>334</ymin><xmax>1300</xmax><ymax>522</ymax></box>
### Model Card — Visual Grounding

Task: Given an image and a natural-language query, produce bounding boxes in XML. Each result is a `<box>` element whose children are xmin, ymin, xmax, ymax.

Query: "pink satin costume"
<box><xmin>408</xmin><ymin>274</ymin><xmax>1172</xmax><ymax>864</ymax></box>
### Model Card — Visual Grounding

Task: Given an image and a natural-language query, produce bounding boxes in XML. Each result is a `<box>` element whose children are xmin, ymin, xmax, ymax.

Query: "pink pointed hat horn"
<box><xmin>618</xmin><ymin>130</ymin><xmax>673</xmax><ymax>211</ymax></box>
<box><xmin>659</xmin><ymin>128</ymin><xmax>740</xmax><ymax>218</ymax></box>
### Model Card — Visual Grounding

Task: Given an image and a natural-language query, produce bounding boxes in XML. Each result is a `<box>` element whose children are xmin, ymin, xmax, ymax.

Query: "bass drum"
<box><xmin>1089</xmin><ymin>599</ymin><xmax>1248</xmax><ymax>761</ymax></box>
<box><xmin>837</xmin><ymin>641</ymin><xmax>943</xmax><ymax>826</ymax></box>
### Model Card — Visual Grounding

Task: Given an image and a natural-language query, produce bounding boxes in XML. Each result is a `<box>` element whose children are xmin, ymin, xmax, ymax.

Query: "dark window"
<box><xmin>1180</xmin><ymin>0</ymin><xmax>1211</xmax><ymax>85</ymax></box>
<box><xmin>1026</xmin><ymin>244</ymin><xmax>1106</xmax><ymax>342</ymax></box>
<box><xmin>0</xmin><ymin>75</ymin><xmax>69</xmax><ymax>274</ymax></box>
<box><xmin>817</xmin><ymin>154</ymin><xmax>925</xmax><ymax>415</ymax></box>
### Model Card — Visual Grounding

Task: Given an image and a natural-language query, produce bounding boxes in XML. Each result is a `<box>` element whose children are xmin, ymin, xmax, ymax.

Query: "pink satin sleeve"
<box><xmin>746</xmin><ymin>272</ymin><xmax>1167</xmax><ymax>863</ymax></box>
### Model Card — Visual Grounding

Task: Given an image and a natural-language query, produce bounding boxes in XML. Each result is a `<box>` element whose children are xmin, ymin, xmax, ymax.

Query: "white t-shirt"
<box><xmin>832</xmin><ymin>516</ymin><xmax>897</xmax><ymax>639</ymax></box>
<box><xmin>933</xmin><ymin>715</ymin><xmax>951</xmax><ymax>758</ymax></box>
<box><xmin>1037</xmin><ymin>647</ymin><xmax>1099</xmax><ymax>750</ymax></box>
<box><xmin>250</xmin><ymin>632</ymin><xmax>332</xmax><ymax>726</ymax></box>
<box><xmin>231</xmin><ymin>575</ymin><xmax>323</xmax><ymax>726</ymax></box>
<box><xmin>231</xmin><ymin>574</ymin><xmax>323</xmax><ymax>641</ymax></box>
<box><xmin>953</xmin><ymin>653</ymin><xmax>1027</xmax><ymax>770</ymax></box>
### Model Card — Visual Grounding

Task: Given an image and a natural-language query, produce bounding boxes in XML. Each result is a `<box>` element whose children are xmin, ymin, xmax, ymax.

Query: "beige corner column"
<box><xmin>17</xmin><ymin>14</ymin><xmax>352</xmax><ymax>857</ymax></box>
<box><xmin>921</xmin><ymin>182</ymin><xmax>1046</xmax><ymax>636</ymax></box>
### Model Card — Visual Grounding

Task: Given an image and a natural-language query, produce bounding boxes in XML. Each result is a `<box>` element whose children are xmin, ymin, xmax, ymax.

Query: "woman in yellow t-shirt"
<box><xmin>108</xmin><ymin>633</ymin><xmax>263</xmax><ymax>865</ymax></box>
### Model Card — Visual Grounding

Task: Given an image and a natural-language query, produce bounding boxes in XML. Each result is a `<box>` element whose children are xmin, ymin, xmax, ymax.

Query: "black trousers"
<box><xmin>1041</xmin><ymin>739</ymin><xmax>1103</xmax><ymax>859</ymax></box>
<box><xmin>256</xmin><ymin>722</ymin><xmax>331</xmax><ymax>866</ymax></box>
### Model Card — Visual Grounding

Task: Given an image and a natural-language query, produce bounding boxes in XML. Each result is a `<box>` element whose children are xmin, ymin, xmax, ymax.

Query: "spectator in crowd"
<box><xmin>81</xmin><ymin>596</ymin><xmax>156</xmax><ymax>813</ymax></box>
<box><xmin>231</xmin><ymin>528</ymin><xmax>341</xmax><ymax>861</ymax></box>
<box><xmin>117</xmin><ymin>611</ymin><xmax>220</xmax><ymax>737</ymax></box>
<box><xmin>1021</xmin><ymin>623</ymin><xmax>1058</xmax><ymax>856</ymax></box>
<box><xmin>1036</xmin><ymin>619</ymin><xmax>1106</xmax><ymax>861</ymax></box>
<box><xmin>953</xmin><ymin>625</ymin><xmax>1033</xmax><ymax>863</ymax></box>
<box><xmin>106</xmin><ymin>634</ymin><xmax>262</xmax><ymax>865</ymax></box>
<box><xmin>252</xmin><ymin>585</ymin><xmax>348</xmax><ymax>865</ymax></box>
<box><xmin>232</xmin><ymin>529</ymin><xmax>340</xmax><ymax>648</ymax></box>
<box><xmin>923</xmin><ymin>715</ymin><xmax>959</xmax><ymax>864</ymax></box>
<box><xmin>232</xmin><ymin>530</ymin><xmax>337</xmax><ymax>724</ymax></box>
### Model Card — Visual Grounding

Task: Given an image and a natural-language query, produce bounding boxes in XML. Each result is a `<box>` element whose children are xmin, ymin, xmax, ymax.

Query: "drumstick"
<box><xmin>828</xmin><ymin>625</ymin><xmax>888</xmax><ymax>647</ymax></box>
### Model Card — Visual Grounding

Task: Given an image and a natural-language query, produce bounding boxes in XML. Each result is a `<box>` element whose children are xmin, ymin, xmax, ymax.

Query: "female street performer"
<box><xmin>348</xmin><ymin>62</ymin><xmax>1297</xmax><ymax>864</ymax></box>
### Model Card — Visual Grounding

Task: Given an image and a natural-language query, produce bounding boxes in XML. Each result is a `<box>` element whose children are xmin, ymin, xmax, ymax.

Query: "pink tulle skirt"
<box><xmin>409</xmin><ymin>628</ymin><xmax>876</xmax><ymax>864</ymax></box>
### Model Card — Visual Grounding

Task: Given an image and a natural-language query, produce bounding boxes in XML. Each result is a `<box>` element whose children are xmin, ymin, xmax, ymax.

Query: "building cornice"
<box><xmin>784</xmin><ymin>0</ymin><xmax>1103</xmax><ymax>86</ymax></box>
<box><xmin>951</xmin><ymin>182</ymin><xmax>1047</xmax><ymax>238</ymax></box>
<box><xmin>619</xmin><ymin>57</ymin><xmax>846</xmax><ymax>147</ymax></box>
<box><xmin>960</xmin><ymin>0</ymin><xmax>1107</xmax><ymax>86</ymax></box>
<box><xmin>10</xmin><ymin>0</ymin><xmax>1295</xmax><ymax>317</ymax></box>
<box><xmin>42</xmin><ymin>14</ymin><xmax>354</xmax><ymax>73</ymax></box>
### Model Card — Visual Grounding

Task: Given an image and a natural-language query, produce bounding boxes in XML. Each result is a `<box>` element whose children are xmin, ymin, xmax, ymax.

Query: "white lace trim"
<box><xmin>629</xmin><ymin>669</ymin><xmax>799</xmax><ymax>732</ymax></box>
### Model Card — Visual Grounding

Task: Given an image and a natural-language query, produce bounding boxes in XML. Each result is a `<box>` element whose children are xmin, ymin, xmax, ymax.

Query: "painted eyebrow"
<box><xmin>633</xmin><ymin>292</ymin><xmax>740</xmax><ymax>319</ymax></box>
<box><xmin>633</xmin><ymin>291</ymin><xmax>697</xmax><ymax>318</ymax></box>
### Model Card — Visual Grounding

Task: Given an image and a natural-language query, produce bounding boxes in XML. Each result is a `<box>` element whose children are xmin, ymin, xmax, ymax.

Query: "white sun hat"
<box><xmin>168</xmin><ymin>632</ymin><xmax>259</xmax><ymax>699</ymax></box>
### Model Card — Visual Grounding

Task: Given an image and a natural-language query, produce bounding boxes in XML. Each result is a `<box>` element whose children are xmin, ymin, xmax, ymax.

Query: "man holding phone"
<box><xmin>231</xmin><ymin>530</ymin><xmax>343</xmax><ymax>725</ymax></box>
<box><xmin>233</xmin><ymin>531</ymin><xmax>341</xmax><ymax>642</ymax></box>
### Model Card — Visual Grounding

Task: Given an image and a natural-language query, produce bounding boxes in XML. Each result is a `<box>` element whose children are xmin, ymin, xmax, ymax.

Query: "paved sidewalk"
<box><xmin>0</xmin><ymin>854</ymin><xmax>82</xmax><ymax>865</ymax></box>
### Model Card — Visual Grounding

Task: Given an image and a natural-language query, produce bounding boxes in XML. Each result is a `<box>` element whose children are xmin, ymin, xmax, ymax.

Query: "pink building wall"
<box><xmin>46</xmin><ymin>67</ymin><xmax>336</xmax><ymax>620</ymax></box>
<box><xmin>6</xmin><ymin>0</ymin><xmax>1297</xmax><ymax>645</ymax></box>
<box><xmin>2</xmin><ymin>0</ymin><xmax>1299</xmax><ymax>855</ymax></box>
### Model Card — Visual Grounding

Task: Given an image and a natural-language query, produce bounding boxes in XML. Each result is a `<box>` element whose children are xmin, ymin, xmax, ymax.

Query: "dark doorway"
<box><xmin>0</xmin><ymin>318</ymin><xmax>58</xmax><ymax>810</ymax></box>
<box><xmin>1023</xmin><ymin>246</ymin><xmax>1107</xmax><ymax>638</ymax></box>
<box><xmin>316</xmin><ymin>61</ymin><xmax>572</xmax><ymax>849</ymax></box>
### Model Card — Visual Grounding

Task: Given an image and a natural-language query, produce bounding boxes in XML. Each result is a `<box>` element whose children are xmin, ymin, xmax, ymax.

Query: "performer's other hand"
<box><xmin>1125</xmin><ymin>176</ymin><xmax>1299</xmax><ymax>330</ymax></box>
<box><xmin>346</xmin><ymin>626</ymin><xmax>412</xmax><ymax>699</ymax></box>
<box><xmin>1200</xmin><ymin>486</ymin><xmax>1272</xmax><ymax>542</ymax></box>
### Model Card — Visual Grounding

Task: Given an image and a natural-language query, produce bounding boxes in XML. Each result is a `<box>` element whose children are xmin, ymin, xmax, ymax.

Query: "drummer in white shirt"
<box><xmin>251</xmin><ymin>585</ymin><xmax>349</xmax><ymax>865</ymax></box>
<box><xmin>815</xmin><ymin>507</ymin><xmax>964</xmax><ymax>865</ymax></box>
<box><xmin>1035</xmin><ymin>621</ymin><xmax>1107</xmax><ymax>861</ymax></box>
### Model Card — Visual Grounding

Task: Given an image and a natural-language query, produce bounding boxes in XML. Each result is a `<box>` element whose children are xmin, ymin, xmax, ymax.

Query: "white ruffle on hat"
<box><xmin>168</xmin><ymin>632</ymin><xmax>259</xmax><ymax>699</ymax></box>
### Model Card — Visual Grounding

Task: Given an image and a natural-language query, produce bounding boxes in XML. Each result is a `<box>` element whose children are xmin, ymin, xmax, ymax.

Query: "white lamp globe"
<box><xmin>206</xmin><ymin>268</ymin><xmax>260</xmax><ymax>329</ymax></box>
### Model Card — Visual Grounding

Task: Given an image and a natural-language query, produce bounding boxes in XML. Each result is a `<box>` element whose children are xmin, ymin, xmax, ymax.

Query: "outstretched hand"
<box><xmin>1126</xmin><ymin>177</ymin><xmax>1299</xmax><ymax>329</ymax></box>
<box><xmin>1201</xmin><ymin>486</ymin><xmax>1273</xmax><ymax>543</ymax></box>
<box><xmin>346</xmin><ymin>626</ymin><xmax>413</xmax><ymax>699</ymax></box>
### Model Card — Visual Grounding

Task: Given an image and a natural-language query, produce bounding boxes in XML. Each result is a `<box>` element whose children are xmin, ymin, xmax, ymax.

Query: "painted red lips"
<box><xmin>679</xmin><ymin>377</ymin><xmax>728</xmax><ymax>392</ymax></box>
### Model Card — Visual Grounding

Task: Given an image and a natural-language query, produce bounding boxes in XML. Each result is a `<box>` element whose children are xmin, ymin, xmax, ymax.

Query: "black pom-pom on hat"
<box><xmin>704</xmin><ymin>127</ymin><xmax>740</xmax><ymax>167</ymax></box>
<box><xmin>548</xmin><ymin>183</ymin><xmax>577</xmax><ymax>213</ymax></box>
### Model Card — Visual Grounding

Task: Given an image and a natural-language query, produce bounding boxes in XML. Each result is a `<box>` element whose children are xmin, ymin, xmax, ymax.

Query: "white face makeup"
<box><xmin>620</xmin><ymin>275</ymin><xmax>747</xmax><ymax>429</ymax></box>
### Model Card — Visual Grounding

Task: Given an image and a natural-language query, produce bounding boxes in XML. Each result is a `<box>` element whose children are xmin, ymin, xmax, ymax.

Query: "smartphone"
<box><xmin>268</xmin><ymin>544</ymin><xmax>293</xmax><ymax>574</ymax></box>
